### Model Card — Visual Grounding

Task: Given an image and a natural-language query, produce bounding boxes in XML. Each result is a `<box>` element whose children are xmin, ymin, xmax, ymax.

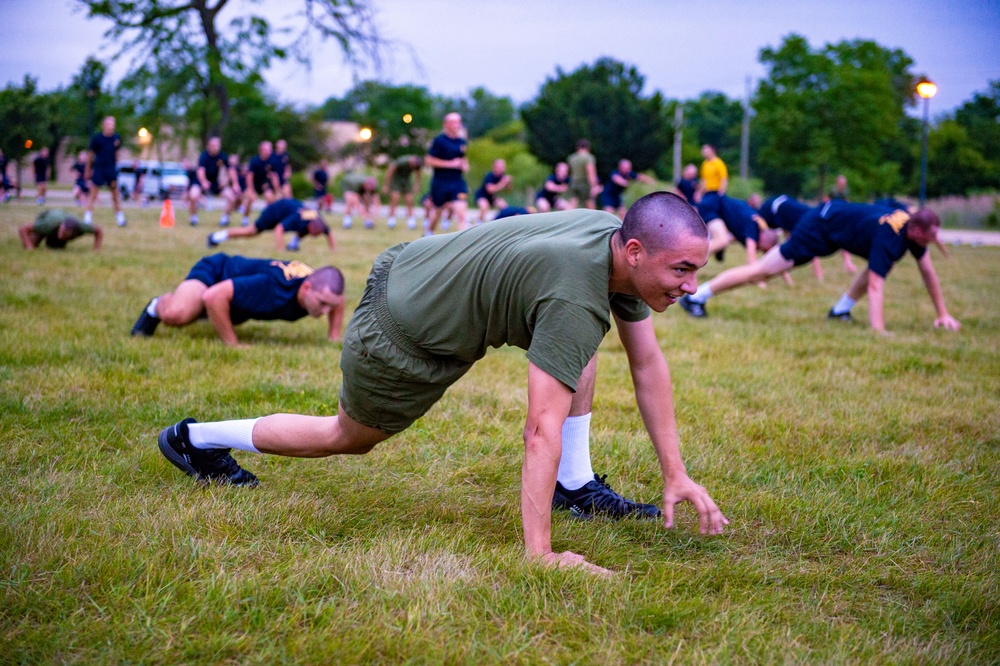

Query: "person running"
<box><xmin>474</xmin><ymin>159</ymin><xmax>512</xmax><ymax>223</ymax></box>
<box><xmin>71</xmin><ymin>151</ymin><xmax>91</xmax><ymax>206</ymax></box>
<box><xmin>272</xmin><ymin>139</ymin><xmax>293</xmax><ymax>199</ymax></box>
<box><xmin>188</xmin><ymin>137</ymin><xmax>240</xmax><ymax>227</ymax></box>
<box><xmin>699</xmin><ymin>194</ymin><xmax>780</xmax><ymax>266</ymax></box>
<box><xmin>340</xmin><ymin>171</ymin><xmax>380</xmax><ymax>229</ymax></box>
<box><xmin>383</xmin><ymin>155</ymin><xmax>424</xmax><ymax>230</ymax></box>
<box><xmin>19</xmin><ymin>208</ymin><xmax>103</xmax><ymax>251</ymax></box>
<box><xmin>679</xmin><ymin>201</ymin><xmax>961</xmax><ymax>334</ymax></box>
<box><xmin>33</xmin><ymin>147</ymin><xmax>50</xmax><ymax>205</ymax></box>
<box><xmin>425</xmin><ymin>112</ymin><xmax>469</xmax><ymax>234</ymax></box>
<box><xmin>246</xmin><ymin>141</ymin><xmax>279</xmax><ymax>211</ymax></box>
<box><xmin>85</xmin><ymin>116</ymin><xmax>126</xmax><ymax>227</ymax></box>
<box><xmin>312</xmin><ymin>159</ymin><xmax>332</xmax><ymax>212</ymax></box>
<box><xmin>600</xmin><ymin>159</ymin><xmax>656</xmax><ymax>218</ymax></box>
<box><xmin>130</xmin><ymin>254</ymin><xmax>345</xmax><ymax>346</ymax></box>
<box><xmin>676</xmin><ymin>164</ymin><xmax>698</xmax><ymax>205</ymax></box>
<box><xmin>566</xmin><ymin>139</ymin><xmax>600</xmax><ymax>209</ymax></box>
<box><xmin>534</xmin><ymin>162</ymin><xmax>570</xmax><ymax>213</ymax></box>
<box><xmin>153</xmin><ymin>192</ymin><xmax>728</xmax><ymax>576</ymax></box>
<box><xmin>207</xmin><ymin>198</ymin><xmax>334</xmax><ymax>253</ymax></box>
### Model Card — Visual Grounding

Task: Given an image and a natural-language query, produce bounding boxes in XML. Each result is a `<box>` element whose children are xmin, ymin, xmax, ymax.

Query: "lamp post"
<box><xmin>916</xmin><ymin>79</ymin><xmax>937</xmax><ymax>208</ymax></box>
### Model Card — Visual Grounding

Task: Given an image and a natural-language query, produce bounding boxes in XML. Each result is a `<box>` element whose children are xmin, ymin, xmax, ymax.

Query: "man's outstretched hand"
<box><xmin>541</xmin><ymin>550</ymin><xmax>615</xmax><ymax>578</ymax></box>
<box><xmin>663</xmin><ymin>475</ymin><xmax>729</xmax><ymax>535</ymax></box>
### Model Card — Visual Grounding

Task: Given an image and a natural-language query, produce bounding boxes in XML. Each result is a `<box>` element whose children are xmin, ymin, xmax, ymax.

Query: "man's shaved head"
<box><xmin>304</xmin><ymin>266</ymin><xmax>345</xmax><ymax>294</ymax></box>
<box><xmin>620</xmin><ymin>191</ymin><xmax>708</xmax><ymax>253</ymax></box>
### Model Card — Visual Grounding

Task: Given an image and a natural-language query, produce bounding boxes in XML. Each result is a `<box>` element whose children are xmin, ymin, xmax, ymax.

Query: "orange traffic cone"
<box><xmin>159</xmin><ymin>199</ymin><xmax>175</xmax><ymax>228</ymax></box>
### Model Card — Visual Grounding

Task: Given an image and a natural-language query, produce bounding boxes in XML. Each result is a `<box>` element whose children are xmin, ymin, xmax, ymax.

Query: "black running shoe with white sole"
<box><xmin>158</xmin><ymin>418</ymin><xmax>259</xmax><ymax>487</ymax></box>
<box><xmin>827</xmin><ymin>308</ymin><xmax>853</xmax><ymax>322</ymax></box>
<box><xmin>552</xmin><ymin>473</ymin><xmax>660</xmax><ymax>520</ymax></box>
<box><xmin>131</xmin><ymin>301</ymin><xmax>161</xmax><ymax>336</ymax></box>
<box><xmin>678</xmin><ymin>295</ymin><xmax>707</xmax><ymax>318</ymax></box>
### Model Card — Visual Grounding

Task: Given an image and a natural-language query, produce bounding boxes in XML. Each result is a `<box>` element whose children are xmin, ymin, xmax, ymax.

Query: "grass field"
<box><xmin>2</xmin><ymin>201</ymin><xmax>998</xmax><ymax>664</ymax></box>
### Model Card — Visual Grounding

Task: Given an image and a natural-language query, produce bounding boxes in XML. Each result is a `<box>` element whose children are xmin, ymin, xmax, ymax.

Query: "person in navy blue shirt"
<box><xmin>700</xmin><ymin>194</ymin><xmax>780</xmax><ymax>267</ymax></box>
<box><xmin>71</xmin><ymin>150</ymin><xmax>91</xmax><ymax>206</ymax></box>
<box><xmin>245</xmin><ymin>141</ymin><xmax>280</xmax><ymax>213</ymax></box>
<box><xmin>0</xmin><ymin>148</ymin><xmax>11</xmax><ymax>202</ymax></box>
<box><xmin>474</xmin><ymin>159</ymin><xmax>512</xmax><ymax>223</ymax></box>
<box><xmin>33</xmin><ymin>147</ymin><xmax>50</xmax><ymax>205</ymax></box>
<box><xmin>680</xmin><ymin>202</ymin><xmax>961</xmax><ymax>334</ymax></box>
<box><xmin>312</xmin><ymin>158</ymin><xmax>332</xmax><ymax>212</ymax></box>
<box><xmin>675</xmin><ymin>164</ymin><xmax>698</xmax><ymax>206</ymax></box>
<box><xmin>425</xmin><ymin>112</ymin><xmax>469</xmax><ymax>234</ymax></box>
<box><xmin>130</xmin><ymin>254</ymin><xmax>346</xmax><ymax>346</ymax></box>
<box><xmin>187</xmin><ymin>136</ymin><xmax>240</xmax><ymax>227</ymax></box>
<box><xmin>85</xmin><ymin>116</ymin><xmax>126</xmax><ymax>227</ymax></box>
<box><xmin>534</xmin><ymin>162</ymin><xmax>570</xmax><ymax>213</ymax></box>
<box><xmin>272</xmin><ymin>139</ymin><xmax>292</xmax><ymax>198</ymax></box>
<box><xmin>600</xmin><ymin>158</ymin><xmax>656</xmax><ymax>218</ymax></box>
<box><xmin>207</xmin><ymin>198</ymin><xmax>334</xmax><ymax>252</ymax></box>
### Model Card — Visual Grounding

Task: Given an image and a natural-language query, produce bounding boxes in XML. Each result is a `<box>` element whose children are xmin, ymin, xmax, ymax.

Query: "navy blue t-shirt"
<box><xmin>89</xmin><ymin>133</ymin><xmax>122</xmax><ymax>170</ymax></box>
<box><xmin>198</xmin><ymin>150</ymin><xmax>229</xmax><ymax>184</ymax></box>
<box><xmin>759</xmin><ymin>195</ymin><xmax>812</xmax><ymax>232</ymax></box>
<box><xmin>717</xmin><ymin>195</ymin><xmax>765</xmax><ymax>245</ymax></box>
<box><xmin>428</xmin><ymin>133</ymin><xmax>467</xmax><ymax>182</ymax></box>
<box><xmin>254</xmin><ymin>199</ymin><xmax>316</xmax><ymax>236</ymax></box>
<box><xmin>248</xmin><ymin>156</ymin><xmax>273</xmax><ymax>189</ymax></box>
<box><xmin>313</xmin><ymin>168</ymin><xmax>329</xmax><ymax>190</ymax></box>
<box><xmin>676</xmin><ymin>178</ymin><xmax>697</xmax><ymax>205</ymax></box>
<box><xmin>536</xmin><ymin>173</ymin><xmax>569</xmax><ymax>204</ymax></box>
<box><xmin>820</xmin><ymin>201</ymin><xmax>926</xmax><ymax>278</ymax></box>
<box><xmin>0</xmin><ymin>155</ymin><xmax>7</xmax><ymax>177</ymax></box>
<box><xmin>270</xmin><ymin>152</ymin><xmax>290</xmax><ymax>185</ymax></box>
<box><xmin>873</xmin><ymin>197</ymin><xmax>908</xmax><ymax>212</ymax></box>
<box><xmin>210</xmin><ymin>254</ymin><xmax>310</xmax><ymax>324</ymax></box>
<box><xmin>72</xmin><ymin>161</ymin><xmax>86</xmax><ymax>182</ymax></box>
<box><xmin>605</xmin><ymin>170</ymin><xmax>639</xmax><ymax>199</ymax></box>
<box><xmin>494</xmin><ymin>206</ymin><xmax>530</xmax><ymax>220</ymax></box>
<box><xmin>34</xmin><ymin>156</ymin><xmax>49</xmax><ymax>181</ymax></box>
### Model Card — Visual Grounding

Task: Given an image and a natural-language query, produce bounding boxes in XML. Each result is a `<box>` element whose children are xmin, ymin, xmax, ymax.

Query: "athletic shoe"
<box><xmin>406</xmin><ymin>217</ymin><xmax>417</xmax><ymax>230</ymax></box>
<box><xmin>207</xmin><ymin>232</ymin><xmax>219</xmax><ymax>248</ymax></box>
<box><xmin>286</xmin><ymin>236</ymin><xmax>301</xmax><ymax>251</ymax></box>
<box><xmin>130</xmin><ymin>301</ymin><xmax>161</xmax><ymax>336</ymax></box>
<box><xmin>363</xmin><ymin>219</ymin><xmax>374</xmax><ymax>229</ymax></box>
<box><xmin>241</xmin><ymin>217</ymin><xmax>250</xmax><ymax>227</ymax></box>
<box><xmin>714</xmin><ymin>249</ymin><xmax>726</xmax><ymax>262</ymax></box>
<box><xmin>827</xmin><ymin>308</ymin><xmax>853</xmax><ymax>322</ymax></box>
<box><xmin>678</xmin><ymin>295</ymin><xmax>707</xmax><ymax>318</ymax></box>
<box><xmin>387</xmin><ymin>216</ymin><xmax>397</xmax><ymax>229</ymax></box>
<box><xmin>158</xmin><ymin>418</ymin><xmax>259</xmax><ymax>487</ymax></box>
<box><xmin>190</xmin><ymin>215</ymin><xmax>199</xmax><ymax>227</ymax></box>
<box><xmin>552</xmin><ymin>473</ymin><xmax>660</xmax><ymax>520</ymax></box>
<box><xmin>219</xmin><ymin>217</ymin><xmax>229</xmax><ymax>227</ymax></box>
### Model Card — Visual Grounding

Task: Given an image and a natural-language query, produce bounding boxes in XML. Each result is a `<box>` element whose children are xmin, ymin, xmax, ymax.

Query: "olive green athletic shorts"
<box><xmin>338</xmin><ymin>243</ymin><xmax>474</xmax><ymax>434</ymax></box>
<box><xmin>568</xmin><ymin>180</ymin><xmax>592</xmax><ymax>203</ymax></box>
<box><xmin>389</xmin><ymin>173</ymin><xmax>411</xmax><ymax>194</ymax></box>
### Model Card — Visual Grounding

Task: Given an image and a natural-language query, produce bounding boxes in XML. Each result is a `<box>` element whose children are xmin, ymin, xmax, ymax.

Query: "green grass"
<box><xmin>1</xmin><ymin>201</ymin><xmax>998</xmax><ymax>664</ymax></box>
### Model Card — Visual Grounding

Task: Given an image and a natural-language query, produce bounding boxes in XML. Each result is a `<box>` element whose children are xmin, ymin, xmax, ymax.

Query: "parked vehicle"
<box><xmin>118</xmin><ymin>161</ymin><xmax>189</xmax><ymax>200</ymax></box>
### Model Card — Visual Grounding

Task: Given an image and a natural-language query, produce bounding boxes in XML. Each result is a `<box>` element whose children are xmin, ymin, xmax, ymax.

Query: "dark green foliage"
<box><xmin>321</xmin><ymin>81</ymin><xmax>438</xmax><ymax>159</ymax></box>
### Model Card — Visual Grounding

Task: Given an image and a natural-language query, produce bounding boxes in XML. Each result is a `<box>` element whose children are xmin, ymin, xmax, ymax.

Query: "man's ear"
<box><xmin>624</xmin><ymin>237</ymin><xmax>644</xmax><ymax>266</ymax></box>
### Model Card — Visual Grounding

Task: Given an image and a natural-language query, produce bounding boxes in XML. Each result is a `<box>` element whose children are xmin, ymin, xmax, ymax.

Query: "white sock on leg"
<box><xmin>832</xmin><ymin>294</ymin><xmax>856</xmax><ymax>315</ymax></box>
<box><xmin>690</xmin><ymin>284</ymin><xmax>714</xmax><ymax>303</ymax></box>
<box><xmin>557</xmin><ymin>413</ymin><xmax>595</xmax><ymax>491</ymax></box>
<box><xmin>210</xmin><ymin>230</ymin><xmax>228</xmax><ymax>243</ymax></box>
<box><xmin>188</xmin><ymin>419</ymin><xmax>261</xmax><ymax>453</ymax></box>
<box><xmin>146</xmin><ymin>297</ymin><xmax>160</xmax><ymax>317</ymax></box>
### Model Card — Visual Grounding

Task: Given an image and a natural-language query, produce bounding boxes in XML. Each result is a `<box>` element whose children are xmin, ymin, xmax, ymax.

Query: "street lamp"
<box><xmin>917</xmin><ymin>78</ymin><xmax>937</xmax><ymax>207</ymax></box>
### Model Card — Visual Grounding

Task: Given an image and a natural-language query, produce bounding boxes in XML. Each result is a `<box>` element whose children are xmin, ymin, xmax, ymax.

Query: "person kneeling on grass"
<box><xmin>207</xmin><ymin>198</ymin><xmax>334</xmax><ymax>253</ymax></box>
<box><xmin>679</xmin><ymin>201</ymin><xmax>961</xmax><ymax>334</ymax></box>
<box><xmin>131</xmin><ymin>253</ymin><xmax>345</xmax><ymax>347</ymax></box>
<box><xmin>19</xmin><ymin>209</ymin><xmax>103</xmax><ymax>251</ymax></box>
<box><xmin>155</xmin><ymin>193</ymin><xmax>728</xmax><ymax>576</ymax></box>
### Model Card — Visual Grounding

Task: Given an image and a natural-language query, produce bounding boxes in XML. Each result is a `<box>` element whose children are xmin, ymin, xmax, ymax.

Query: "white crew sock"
<box><xmin>557</xmin><ymin>413</ymin><xmax>595</xmax><ymax>491</ymax></box>
<box><xmin>146</xmin><ymin>297</ymin><xmax>160</xmax><ymax>317</ymax></box>
<box><xmin>219</xmin><ymin>214</ymin><xmax>229</xmax><ymax>226</ymax></box>
<box><xmin>210</xmin><ymin>230</ymin><xmax>228</xmax><ymax>243</ymax></box>
<box><xmin>241</xmin><ymin>216</ymin><xmax>250</xmax><ymax>227</ymax></box>
<box><xmin>116</xmin><ymin>210</ymin><xmax>126</xmax><ymax>225</ymax></box>
<box><xmin>832</xmin><ymin>294</ymin><xmax>856</xmax><ymax>315</ymax></box>
<box><xmin>188</xmin><ymin>418</ymin><xmax>261</xmax><ymax>453</ymax></box>
<box><xmin>690</xmin><ymin>283</ymin><xmax>714</xmax><ymax>304</ymax></box>
<box><xmin>84</xmin><ymin>210</ymin><xmax>93</xmax><ymax>223</ymax></box>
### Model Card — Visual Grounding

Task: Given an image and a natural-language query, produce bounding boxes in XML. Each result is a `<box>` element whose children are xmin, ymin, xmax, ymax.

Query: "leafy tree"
<box><xmin>0</xmin><ymin>77</ymin><xmax>49</xmax><ymax>183</ymax></box>
<box><xmin>521</xmin><ymin>57</ymin><xmax>670</xmax><ymax>179</ymax></box>
<box><xmin>684</xmin><ymin>91</ymin><xmax>744</xmax><ymax>164</ymax></box>
<box><xmin>322</xmin><ymin>81</ymin><xmax>438</xmax><ymax>159</ymax></box>
<box><xmin>453</xmin><ymin>87</ymin><xmax>516</xmax><ymax>140</ymax></box>
<box><xmin>954</xmin><ymin>80</ymin><xmax>1000</xmax><ymax>167</ymax></box>
<box><xmin>924</xmin><ymin>120</ymin><xmax>997</xmax><ymax>196</ymax></box>
<box><xmin>80</xmin><ymin>0</ymin><xmax>386</xmax><ymax>140</ymax></box>
<box><xmin>753</xmin><ymin>34</ymin><xmax>916</xmax><ymax>198</ymax></box>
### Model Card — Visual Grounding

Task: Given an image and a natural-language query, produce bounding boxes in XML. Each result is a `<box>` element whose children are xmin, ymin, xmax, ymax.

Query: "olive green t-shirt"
<box><xmin>567</xmin><ymin>150</ymin><xmax>595</xmax><ymax>186</ymax></box>
<box><xmin>384</xmin><ymin>209</ymin><xmax>650</xmax><ymax>391</ymax></box>
<box><xmin>32</xmin><ymin>209</ymin><xmax>94</xmax><ymax>236</ymax></box>
<box><xmin>341</xmin><ymin>171</ymin><xmax>369</xmax><ymax>194</ymax></box>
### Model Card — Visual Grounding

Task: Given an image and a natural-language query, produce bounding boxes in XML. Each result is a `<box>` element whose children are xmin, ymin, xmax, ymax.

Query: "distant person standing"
<box><xmin>425</xmin><ymin>112</ymin><xmax>469</xmax><ymax>234</ymax></box>
<box><xmin>0</xmin><ymin>148</ymin><xmax>11</xmax><ymax>203</ymax></box>
<box><xmin>246</xmin><ymin>141</ymin><xmax>279</xmax><ymax>212</ymax></box>
<box><xmin>272</xmin><ymin>139</ymin><xmax>292</xmax><ymax>199</ymax></box>
<box><xmin>676</xmin><ymin>163</ymin><xmax>698</xmax><ymax>206</ymax></box>
<box><xmin>567</xmin><ymin>139</ymin><xmax>600</xmax><ymax>209</ymax></box>
<box><xmin>312</xmin><ymin>159</ymin><xmax>332</xmax><ymax>212</ymax></box>
<box><xmin>71</xmin><ymin>151</ymin><xmax>90</xmax><ymax>206</ymax></box>
<box><xmin>827</xmin><ymin>174</ymin><xmax>849</xmax><ymax>201</ymax></box>
<box><xmin>383</xmin><ymin>155</ymin><xmax>424</xmax><ymax>229</ymax></box>
<box><xmin>474</xmin><ymin>159</ymin><xmax>512</xmax><ymax>223</ymax></box>
<box><xmin>189</xmin><ymin>137</ymin><xmax>239</xmax><ymax>227</ymax></box>
<box><xmin>85</xmin><ymin>115</ymin><xmax>126</xmax><ymax>227</ymax></box>
<box><xmin>695</xmin><ymin>144</ymin><xmax>728</xmax><ymax>218</ymax></box>
<box><xmin>33</xmin><ymin>147</ymin><xmax>50</xmax><ymax>205</ymax></box>
<box><xmin>534</xmin><ymin>162</ymin><xmax>570</xmax><ymax>212</ymax></box>
<box><xmin>600</xmin><ymin>158</ymin><xmax>655</xmax><ymax>218</ymax></box>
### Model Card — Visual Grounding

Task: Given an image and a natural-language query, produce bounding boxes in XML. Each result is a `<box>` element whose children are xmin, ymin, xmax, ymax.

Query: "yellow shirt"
<box><xmin>700</xmin><ymin>157</ymin><xmax>728</xmax><ymax>192</ymax></box>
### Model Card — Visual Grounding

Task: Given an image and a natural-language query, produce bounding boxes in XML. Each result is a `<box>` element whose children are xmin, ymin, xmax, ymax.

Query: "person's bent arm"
<box><xmin>326</xmin><ymin>231</ymin><xmax>336</xmax><ymax>252</ymax></box>
<box><xmin>92</xmin><ymin>226</ymin><xmax>103</xmax><ymax>251</ymax></box>
<box><xmin>424</xmin><ymin>155</ymin><xmax>464</xmax><ymax>170</ymax></box>
<box><xmin>382</xmin><ymin>164</ymin><xmax>395</xmax><ymax>194</ymax></box>
<box><xmin>202</xmin><ymin>280</ymin><xmax>242</xmax><ymax>346</ymax></box>
<box><xmin>18</xmin><ymin>225</ymin><xmax>38</xmax><ymax>249</ymax></box>
<box><xmin>867</xmin><ymin>271</ymin><xmax>887</xmax><ymax>333</ymax></box>
<box><xmin>523</xmin><ymin>362</ymin><xmax>612</xmax><ymax>576</ymax></box>
<box><xmin>916</xmin><ymin>252</ymin><xmax>960</xmax><ymax>331</ymax></box>
<box><xmin>197</xmin><ymin>166</ymin><xmax>209</xmax><ymax>190</ymax></box>
<box><xmin>745</xmin><ymin>238</ymin><xmax>758</xmax><ymax>264</ymax></box>
<box><xmin>718</xmin><ymin>176</ymin><xmax>728</xmax><ymax>196</ymax></box>
<box><xmin>615</xmin><ymin>315</ymin><xmax>728</xmax><ymax>535</ymax></box>
<box><xmin>273</xmin><ymin>223</ymin><xmax>285</xmax><ymax>250</ymax></box>
<box><xmin>412</xmin><ymin>170</ymin><xmax>422</xmax><ymax>194</ymax></box>
<box><xmin>327</xmin><ymin>301</ymin><xmax>345</xmax><ymax>342</ymax></box>
<box><xmin>637</xmin><ymin>173</ymin><xmax>656</xmax><ymax>185</ymax></box>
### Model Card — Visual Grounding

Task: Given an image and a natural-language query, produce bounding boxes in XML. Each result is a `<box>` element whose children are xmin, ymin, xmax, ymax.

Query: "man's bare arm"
<box><xmin>327</xmin><ymin>301</ymin><xmax>345</xmax><ymax>342</ymax></box>
<box><xmin>92</xmin><ymin>226</ymin><xmax>103</xmax><ymax>251</ymax></box>
<box><xmin>202</xmin><ymin>280</ymin><xmax>242</xmax><ymax>347</ymax></box>
<box><xmin>916</xmin><ymin>251</ymin><xmax>960</xmax><ymax>330</ymax></box>
<box><xmin>867</xmin><ymin>271</ymin><xmax>886</xmax><ymax>332</ymax></box>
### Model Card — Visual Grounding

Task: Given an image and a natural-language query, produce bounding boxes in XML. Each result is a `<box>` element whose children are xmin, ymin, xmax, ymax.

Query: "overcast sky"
<box><xmin>1</xmin><ymin>0</ymin><xmax>997</xmax><ymax>115</ymax></box>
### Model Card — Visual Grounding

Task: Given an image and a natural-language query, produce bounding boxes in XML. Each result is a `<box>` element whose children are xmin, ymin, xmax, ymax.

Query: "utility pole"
<box><xmin>740</xmin><ymin>76</ymin><xmax>751</xmax><ymax>180</ymax></box>
<box><xmin>672</xmin><ymin>103</ymin><xmax>684</xmax><ymax>184</ymax></box>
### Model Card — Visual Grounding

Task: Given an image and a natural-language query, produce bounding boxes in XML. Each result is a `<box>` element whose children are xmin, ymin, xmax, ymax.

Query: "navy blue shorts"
<box><xmin>91</xmin><ymin>166</ymin><xmax>118</xmax><ymax>188</ymax></box>
<box><xmin>697</xmin><ymin>191</ymin><xmax>722</xmax><ymax>222</ymax></box>
<box><xmin>601</xmin><ymin>191</ymin><xmax>623</xmax><ymax>210</ymax></box>
<box><xmin>75</xmin><ymin>179</ymin><xmax>90</xmax><ymax>193</ymax></box>
<box><xmin>430</xmin><ymin>179</ymin><xmax>468</xmax><ymax>207</ymax></box>
<box><xmin>314</xmin><ymin>188</ymin><xmax>328</xmax><ymax>199</ymax></box>
<box><xmin>474</xmin><ymin>187</ymin><xmax>494</xmax><ymax>205</ymax></box>
<box><xmin>778</xmin><ymin>209</ymin><xmax>836</xmax><ymax>266</ymax></box>
<box><xmin>184</xmin><ymin>254</ymin><xmax>227</xmax><ymax>287</ymax></box>
<box><xmin>253</xmin><ymin>180</ymin><xmax>271</xmax><ymax>196</ymax></box>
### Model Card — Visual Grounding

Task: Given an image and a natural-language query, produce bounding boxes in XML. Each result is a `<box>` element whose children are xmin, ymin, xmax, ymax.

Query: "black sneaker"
<box><xmin>827</xmin><ymin>308</ymin><xmax>853</xmax><ymax>322</ymax></box>
<box><xmin>207</xmin><ymin>232</ymin><xmax>219</xmax><ymax>248</ymax></box>
<box><xmin>157</xmin><ymin>418</ymin><xmax>259</xmax><ymax>487</ymax></box>
<box><xmin>678</xmin><ymin>295</ymin><xmax>707</xmax><ymax>318</ymax></box>
<box><xmin>131</xmin><ymin>301</ymin><xmax>161</xmax><ymax>336</ymax></box>
<box><xmin>714</xmin><ymin>249</ymin><xmax>726</xmax><ymax>262</ymax></box>
<box><xmin>552</xmin><ymin>473</ymin><xmax>660</xmax><ymax>520</ymax></box>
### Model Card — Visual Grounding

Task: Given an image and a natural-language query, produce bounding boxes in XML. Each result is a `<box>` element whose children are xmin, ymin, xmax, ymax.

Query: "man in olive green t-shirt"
<box><xmin>156</xmin><ymin>192</ymin><xmax>728</xmax><ymax>576</ymax></box>
<box><xmin>19</xmin><ymin>209</ymin><xmax>103</xmax><ymax>251</ymax></box>
<box><xmin>566</xmin><ymin>139</ymin><xmax>600</xmax><ymax>209</ymax></box>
